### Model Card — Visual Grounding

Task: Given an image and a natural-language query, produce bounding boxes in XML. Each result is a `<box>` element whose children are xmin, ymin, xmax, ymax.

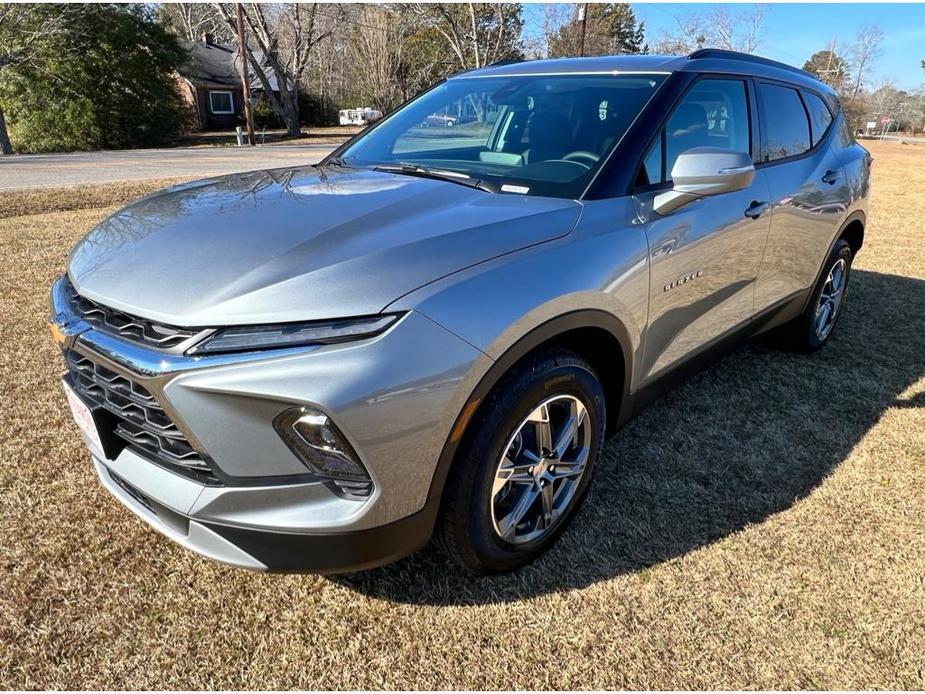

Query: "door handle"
<box><xmin>822</xmin><ymin>169</ymin><xmax>839</xmax><ymax>185</ymax></box>
<box><xmin>745</xmin><ymin>200</ymin><xmax>769</xmax><ymax>219</ymax></box>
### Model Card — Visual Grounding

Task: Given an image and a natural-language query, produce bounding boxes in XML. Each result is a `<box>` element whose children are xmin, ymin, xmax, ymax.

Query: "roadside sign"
<box><xmin>866</xmin><ymin>121</ymin><xmax>877</xmax><ymax>130</ymax></box>
<box><xmin>881</xmin><ymin>116</ymin><xmax>892</xmax><ymax>125</ymax></box>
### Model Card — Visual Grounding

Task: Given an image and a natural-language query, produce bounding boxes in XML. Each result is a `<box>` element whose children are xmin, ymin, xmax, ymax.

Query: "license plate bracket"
<box><xmin>62</xmin><ymin>377</ymin><xmax>126</xmax><ymax>460</ymax></box>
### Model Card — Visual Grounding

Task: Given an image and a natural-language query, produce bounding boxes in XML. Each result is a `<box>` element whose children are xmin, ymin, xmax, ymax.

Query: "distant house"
<box><xmin>176</xmin><ymin>33</ymin><xmax>289</xmax><ymax>131</ymax></box>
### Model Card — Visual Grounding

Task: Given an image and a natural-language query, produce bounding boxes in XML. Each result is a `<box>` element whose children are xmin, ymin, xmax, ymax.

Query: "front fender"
<box><xmin>387</xmin><ymin>197</ymin><xmax>650</xmax><ymax>516</ymax></box>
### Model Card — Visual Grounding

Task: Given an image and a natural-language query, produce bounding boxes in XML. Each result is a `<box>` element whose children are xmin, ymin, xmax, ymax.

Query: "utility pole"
<box><xmin>236</xmin><ymin>3</ymin><xmax>255</xmax><ymax>146</ymax></box>
<box><xmin>820</xmin><ymin>36</ymin><xmax>840</xmax><ymax>88</ymax></box>
<box><xmin>578</xmin><ymin>4</ymin><xmax>587</xmax><ymax>57</ymax></box>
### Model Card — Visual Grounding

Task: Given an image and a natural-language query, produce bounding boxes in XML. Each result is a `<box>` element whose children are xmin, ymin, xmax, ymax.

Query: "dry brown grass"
<box><xmin>0</xmin><ymin>178</ymin><xmax>191</xmax><ymax>220</ymax></box>
<box><xmin>1</xmin><ymin>141</ymin><xmax>923</xmax><ymax>689</ymax></box>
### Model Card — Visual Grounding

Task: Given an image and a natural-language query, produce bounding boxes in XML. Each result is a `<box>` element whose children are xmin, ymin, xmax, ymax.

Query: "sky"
<box><xmin>521</xmin><ymin>3</ymin><xmax>925</xmax><ymax>92</ymax></box>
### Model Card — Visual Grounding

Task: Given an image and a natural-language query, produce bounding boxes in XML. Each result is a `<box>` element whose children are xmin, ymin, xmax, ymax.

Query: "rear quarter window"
<box><xmin>802</xmin><ymin>91</ymin><xmax>834</xmax><ymax>145</ymax></box>
<box><xmin>758</xmin><ymin>83</ymin><xmax>811</xmax><ymax>162</ymax></box>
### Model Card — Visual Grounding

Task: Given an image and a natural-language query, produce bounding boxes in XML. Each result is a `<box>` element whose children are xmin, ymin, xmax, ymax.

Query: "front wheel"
<box><xmin>436</xmin><ymin>350</ymin><xmax>606</xmax><ymax>574</ymax></box>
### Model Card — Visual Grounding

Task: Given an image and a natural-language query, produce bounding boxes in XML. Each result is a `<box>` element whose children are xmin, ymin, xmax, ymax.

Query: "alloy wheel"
<box><xmin>815</xmin><ymin>257</ymin><xmax>848</xmax><ymax>341</ymax></box>
<box><xmin>490</xmin><ymin>395</ymin><xmax>591</xmax><ymax>545</ymax></box>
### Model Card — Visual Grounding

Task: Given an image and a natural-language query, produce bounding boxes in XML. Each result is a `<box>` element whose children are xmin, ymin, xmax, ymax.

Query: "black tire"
<box><xmin>435</xmin><ymin>349</ymin><xmax>606</xmax><ymax>574</ymax></box>
<box><xmin>782</xmin><ymin>238</ymin><xmax>854</xmax><ymax>352</ymax></box>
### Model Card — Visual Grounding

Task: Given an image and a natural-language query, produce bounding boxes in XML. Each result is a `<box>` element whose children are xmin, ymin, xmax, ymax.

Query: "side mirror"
<box><xmin>654</xmin><ymin>147</ymin><xmax>755</xmax><ymax>215</ymax></box>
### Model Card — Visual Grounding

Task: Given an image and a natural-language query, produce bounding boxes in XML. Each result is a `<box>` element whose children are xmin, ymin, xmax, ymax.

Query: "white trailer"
<box><xmin>338</xmin><ymin>107</ymin><xmax>383</xmax><ymax>126</ymax></box>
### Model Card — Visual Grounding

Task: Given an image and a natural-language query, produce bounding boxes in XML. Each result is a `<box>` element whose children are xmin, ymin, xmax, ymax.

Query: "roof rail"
<box><xmin>449</xmin><ymin>58</ymin><xmax>522</xmax><ymax>79</ymax></box>
<box><xmin>687</xmin><ymin>48</ymin><xmax>815</xmax><ymax>80</ymax></box>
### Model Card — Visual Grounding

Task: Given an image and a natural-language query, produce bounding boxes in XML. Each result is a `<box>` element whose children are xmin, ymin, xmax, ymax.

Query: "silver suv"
<box><xmin>50</xmin><ymin>50</ymin><xmax>870</xmax><ymax>574</ymax></box>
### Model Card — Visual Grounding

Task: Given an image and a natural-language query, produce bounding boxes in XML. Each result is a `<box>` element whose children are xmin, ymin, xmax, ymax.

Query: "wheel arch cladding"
<box><xmin>424</xmin><ymin>310</ymin><xmax>632</xmax><ymax>514</ymax></box>
<box><xmin>840</xmin><ymin>216</ymin><xmax>864</xmax><ymax>256</ymax></box>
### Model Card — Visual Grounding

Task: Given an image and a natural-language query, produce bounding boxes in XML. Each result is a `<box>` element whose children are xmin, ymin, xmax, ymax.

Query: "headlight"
<box><xmin>273</xmin><ymin>406</ymin><xmax>371</xmax><ymax>492</ymax></box>
<box><xmin>187</xmin><ymin>314</ymin><xmax>400</xmax><ymax>355</ymax></box>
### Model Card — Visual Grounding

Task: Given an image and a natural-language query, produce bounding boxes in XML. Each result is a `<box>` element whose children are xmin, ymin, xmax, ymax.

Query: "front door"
<box><xmin>633</xmin><ymin>77</ymin><xmax>771</xmax><ymax>382</ymax></box>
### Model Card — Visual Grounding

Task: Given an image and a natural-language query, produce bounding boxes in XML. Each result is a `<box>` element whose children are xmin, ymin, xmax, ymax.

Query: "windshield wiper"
<box><xmin>372</xmin><ymin>163</ymin><xmax>490</xmax><ymax>192</ymax></box>
<box><xmin>317</xmin><ymin>155</ymin><xmax>352</xmax><ymax>169</ymax></box>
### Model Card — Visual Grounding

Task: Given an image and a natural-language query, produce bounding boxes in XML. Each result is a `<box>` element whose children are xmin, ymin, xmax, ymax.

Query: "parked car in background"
<box><xmin>50</xmin><ymin>49</ymin><xmax>870</xmax><ymax>574</ymax></box>
<box><xmin>422</xmin><ymin>112</ymin><xmax>459</xmax><ymax>127</ymax></box>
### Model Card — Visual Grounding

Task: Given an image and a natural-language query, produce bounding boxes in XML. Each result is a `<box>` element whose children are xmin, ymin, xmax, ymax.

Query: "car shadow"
<box><xmin>329</xmin><ymin>269</ymin><xmax>924</xmax><ymax>605</ymax></box>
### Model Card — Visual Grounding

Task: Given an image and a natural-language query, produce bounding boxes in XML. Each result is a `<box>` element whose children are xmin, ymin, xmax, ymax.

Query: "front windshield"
<box><xmin>336</xmin><ymin>73</ymin><xmax>667</xmax><ymax>199</ymax></box>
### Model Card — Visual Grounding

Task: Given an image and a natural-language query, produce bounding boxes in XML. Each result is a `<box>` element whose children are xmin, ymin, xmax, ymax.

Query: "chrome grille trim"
<box><xmin>64</xmin><ymin>277</ymin><xmax>212</xmax><ymax>353</ymax></box>
<box><xmin>65</xmin><ymin>350</ymin><xmax>220</xmax><ymax>484</ymax></box>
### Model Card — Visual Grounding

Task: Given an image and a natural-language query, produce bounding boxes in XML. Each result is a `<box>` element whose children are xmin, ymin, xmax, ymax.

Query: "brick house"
<box><xmin>176</xmin><ymin>33</ymin><xmax>286</xmax><ymax>131</ymax></box>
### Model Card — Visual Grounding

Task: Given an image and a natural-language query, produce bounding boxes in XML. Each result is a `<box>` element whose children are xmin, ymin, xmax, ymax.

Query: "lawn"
<box><xmin>0</xmin><ymin>141</ymin><xmax>922</xmax><ymax>689</ymax></box>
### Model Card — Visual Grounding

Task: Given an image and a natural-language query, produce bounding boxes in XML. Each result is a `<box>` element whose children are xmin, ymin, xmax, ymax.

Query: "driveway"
<box><xmin>0</xmin><ymin>142</ymin><xmax>338</xmax><ymax>190</ymax></box>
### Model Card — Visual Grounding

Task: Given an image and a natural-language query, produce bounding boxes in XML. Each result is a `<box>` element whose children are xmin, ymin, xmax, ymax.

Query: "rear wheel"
<box><xmin>782</xmin><ymin>239</ymin><xmax>853</xmax><ymax>351</ymax></box>
<box><xmin>436</xmin><ymin>349</ymin><xmax>606</xmax><ymax>574</ymax></box>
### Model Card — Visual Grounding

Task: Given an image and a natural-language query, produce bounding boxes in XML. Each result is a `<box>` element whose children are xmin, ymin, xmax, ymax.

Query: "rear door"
<box><xmin>634</xmin><ymin>76</ymin><xmax>772</xmax><ymax>382</ymax></box>
<box><xmin>753</xmin><ymin>82</ymin><xmax>849</xmax><ymax>313</ymax></box>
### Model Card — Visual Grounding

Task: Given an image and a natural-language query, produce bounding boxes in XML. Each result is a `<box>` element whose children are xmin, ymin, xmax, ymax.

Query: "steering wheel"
<box><xmin>562</xmin><ymin>150</ymin><xmax>601</xmax><ymax>166</ymax></box>
<box><xmin>543</xmin><ymin>158</ymin><xmax>592</xmax><ymax>171</ymax></box>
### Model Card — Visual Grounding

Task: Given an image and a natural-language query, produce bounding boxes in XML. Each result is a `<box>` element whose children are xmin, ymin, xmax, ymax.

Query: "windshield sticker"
<box><xmin>501</xmin><ymin>184</ymin><xmax>530</xmax><ymax>194</ymax></box>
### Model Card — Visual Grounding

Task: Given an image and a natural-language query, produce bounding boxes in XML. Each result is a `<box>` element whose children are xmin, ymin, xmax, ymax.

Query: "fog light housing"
<box><xmin>273</xmin><ymin>406</ymin><xmax>371</xmax><ymax>491</ymax></box>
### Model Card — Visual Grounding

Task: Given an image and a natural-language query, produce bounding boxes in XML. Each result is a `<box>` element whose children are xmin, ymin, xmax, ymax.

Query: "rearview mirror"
<box><xmin>654</xmin><ymin>147</ymin><xmax>755</xmax><ymax>215</ymax></box>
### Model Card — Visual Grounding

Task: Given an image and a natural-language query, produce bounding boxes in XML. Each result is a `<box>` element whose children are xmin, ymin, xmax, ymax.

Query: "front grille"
<box><xmin>64</xmin><ymin>277</ymin><xmax>203</xmax><ymax>351</ymax></box>
<box><xmin>65</xmin><ymin>350</ymin><xmax>220</xmax><ymax>484</ymax></box>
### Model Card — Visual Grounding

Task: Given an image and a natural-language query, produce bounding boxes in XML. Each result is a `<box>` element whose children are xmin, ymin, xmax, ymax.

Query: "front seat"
<box><xmin>523</xmin><ymin>111</ymin><xmax>574</xmax><ymax>165</ymax></box>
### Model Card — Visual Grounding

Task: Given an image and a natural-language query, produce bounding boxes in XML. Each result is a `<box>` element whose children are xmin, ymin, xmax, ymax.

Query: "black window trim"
<box><xmin>631</xmin><ymin>72</ymin><xmax>757</xmax><ymax>194</ymax></box>
<box><xmin>754</xmin><ymin>77</ymin><xmax>838</xmax><ymax>168</ymax></box>
<box><xmin>746</xmin><ymin>78</ymin><xmax>762</xmax><ymax>161</ymax></box>
<box><xmin>634</xmin><ymin>129</ymin><xmax>667</xmax><ymax>193</ymax></box>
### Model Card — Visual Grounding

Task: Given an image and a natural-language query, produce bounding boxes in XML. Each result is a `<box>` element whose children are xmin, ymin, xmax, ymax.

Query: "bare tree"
<box><xmin>870</xmin><ymin>78</ymin><xmax>898</xmax><ymax>114</ymax></box>
<box><xmin>157</xmin><ymin>3</ymin><xmax>232</xmax><ymax>44</ymax></box>
<box><xmin>650</xmin><ymin>13</ymin><xmax>706</xmax><ymax>55</ymax></box>
<box><xmin>307</xmin><ymin>12</ymin><xmax>352</xmax><ymax>121</ymax></box>
<box><xmin>849</xmin><ymin>24</ymin><xmax>884</xmax><ymax>99</ymax></box>
<box><xmin>407</xmin><ymin>3</ymin><xmax>524</xmax><ymax>72</ymax></box>
<box><xmin>714</xmin><ymin>4</ymin><xmax>766</xmax><ymax>53</ymax></box>
<box><xmin>868</xmin><ymin>78</ymin><xmax>912</xmax><ymax>128</ymax></box>
<box><xmin>652</xmin><ymin>4</ymin><xmax>766</xmax><ymax>55</ymax></box>
<box><xmin>213</xmin><ymin>3</ymin><xmax>338</xmax><ymax>136</ymax></box>
<box><xmin>349</xmin><ymin>7</ymin><xmax>406</xmax><ymax>112</ymax></box>
<box><xmin>541</xmin><ymin>4</ymin><xmax>572</xmax><ymax>58</ymax></box>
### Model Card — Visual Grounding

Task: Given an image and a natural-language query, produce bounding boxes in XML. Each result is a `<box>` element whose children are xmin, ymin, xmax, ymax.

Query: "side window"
<box><xmin>665</xmin><ymin>79</ymin><xmax>750</xmax><ymax>181</ymax></box>
<box><xmin>758</xmin><ymin>83</ymin><xmax>811</xmax><ymax>161</ymax></box>
<box><xmin>803</xmin><ymin>91</ymin><xmax>833</xmax><ymax>145</ymax></box>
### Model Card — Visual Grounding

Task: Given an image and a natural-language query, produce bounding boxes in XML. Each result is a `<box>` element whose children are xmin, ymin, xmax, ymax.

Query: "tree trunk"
<box><xmin>283</xmin><ymin>87</ymin><xmax>300</xmax><ymax>136</ymax></box>
<box><xmin>0</xmin><ymin>102</ymin><xmax>13</xmax><ymax>155</ymax></box>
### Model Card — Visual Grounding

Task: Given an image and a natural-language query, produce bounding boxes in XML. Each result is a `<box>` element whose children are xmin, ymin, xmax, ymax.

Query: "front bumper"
<box><xmin>52</xmin><ymin>277</ymin><xmax>486</xmax><ymax>570</ymax></box>
<box><xmin>94</xmin><ymin>455</ymin><xmax>437</xmax><ymax>572</ymax></box>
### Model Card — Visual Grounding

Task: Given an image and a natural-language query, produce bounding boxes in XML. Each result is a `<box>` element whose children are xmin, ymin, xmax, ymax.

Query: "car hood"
<box><xmin>68</xmin><ymin>166</ymin><xmax>581</xmax><ymax>327</ymax></box>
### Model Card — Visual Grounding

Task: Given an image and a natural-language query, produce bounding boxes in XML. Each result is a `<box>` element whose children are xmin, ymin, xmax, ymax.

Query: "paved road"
<box><xmin>859</xmin><ymin>135</ymin><xmax>925</xmax><ymax>145</ymax></box>
<box><xmin>0</xmin><ymin>142</ymin><xmax>338</xmax><ymax>190</ymax></box>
